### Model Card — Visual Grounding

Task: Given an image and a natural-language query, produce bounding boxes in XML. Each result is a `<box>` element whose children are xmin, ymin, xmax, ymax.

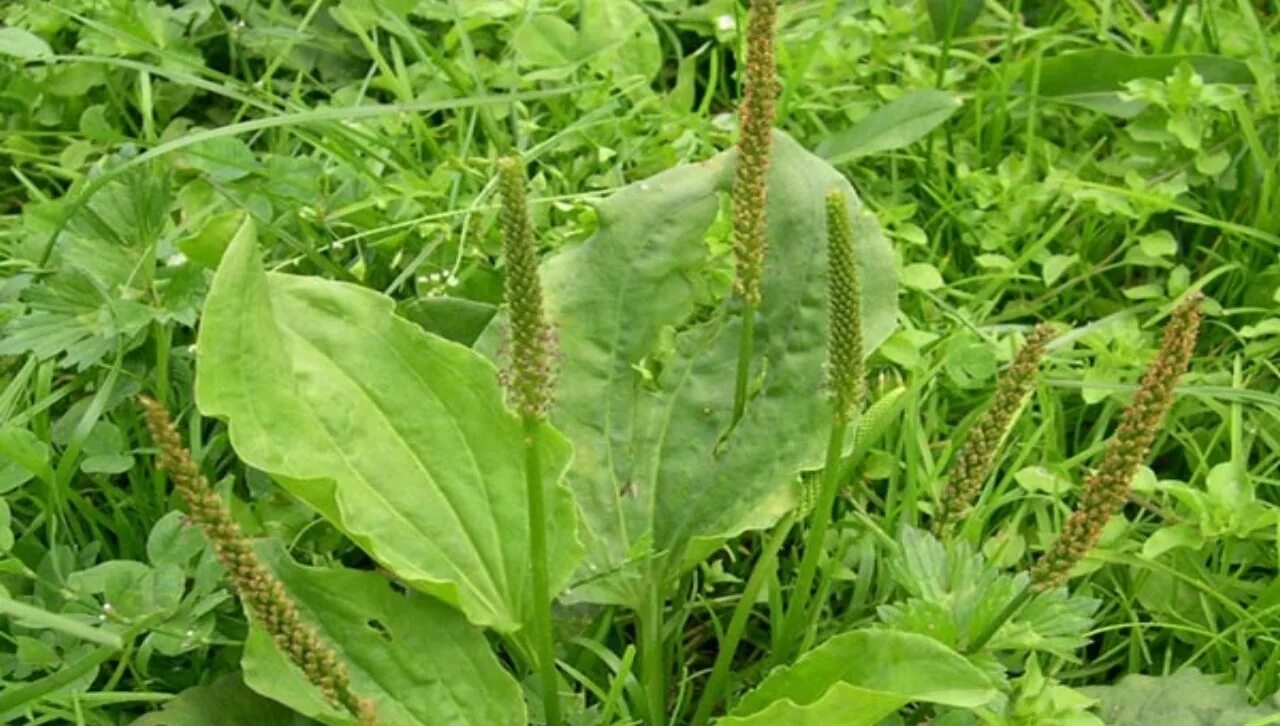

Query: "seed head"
<box><xmin>497</xmin><ymin>157</ymin><xmax>556</xmax><ymax>421</ymax></box>
<box><xmin>138</xmin><ymin>397</ymin><xmax>375</xmax><ymax>724</ymax></box>
<box><xmin>933</xmin><ymin>324</ymin><xmax>1053</xmax><ymax>538</ymax></box>
<box><xmin>825</xmin><ymin>189</ymin><xmax>865</xmax><ymax>423</ymax></box>
<box><xmin>1030</xmin><ymin>294</ymin><xmax>1202</xmax><ymax>590</ymax></box>
<box><xmin>731</xmin><ymin>0</ymin><xmax>779</xmax><ymax>305</ymax></box>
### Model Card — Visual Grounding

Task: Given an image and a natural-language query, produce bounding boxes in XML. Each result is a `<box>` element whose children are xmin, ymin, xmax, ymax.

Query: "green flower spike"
<box><xmin>731</xmin><ymin>0</ymin><xmax>780</xmax><ymax>306</ymax></box>
<box><xmin>824</xmin><ymin>189</ymin><xmax>865</xmax><ymax>424</ymax></box>
<box><xmin>497</xmin><ymin>156</ymin><xmax>556</xmax><ymax>421</ymax></box>
<box><xmin>496</xmin><ymin>156</ymin><xmax>563</xmax><ymax>726</ymax></box>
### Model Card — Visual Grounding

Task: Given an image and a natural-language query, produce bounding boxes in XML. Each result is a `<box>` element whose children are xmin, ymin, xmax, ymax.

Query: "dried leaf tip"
<box><xmin>497</xmin><ymin>157</ymin><xmax>556</xmax><ymax>421</ymax></box>
<box><xmin>731</xmin><ymin>0</ymin><xmax>779</xmax><ymax>305</ymax></box>
<box><xmin>933</xmin><ymin>324</ymin><xmax>1053</xmax><ymax>538</ymax></box>
<box><xmin>138</xmin><ymin>397</ymin><xmax>376</xmax><ymax>724</ymax></box>
<box><xmin>825</xmin><ymin>189</ymin><xmax>865</xmax><ymax>423</ymax></box>
<box><xmin>1030</xmin><ymin>294</ymin><xmax>1203</xmax><ymax>590</ymax></box>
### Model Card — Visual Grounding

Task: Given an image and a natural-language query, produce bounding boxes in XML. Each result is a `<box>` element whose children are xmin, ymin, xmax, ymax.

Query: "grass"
<box><xmin>2</xmin><ymin>0</ymin><xmax>1279</xmax><ymax>723</ymax></box>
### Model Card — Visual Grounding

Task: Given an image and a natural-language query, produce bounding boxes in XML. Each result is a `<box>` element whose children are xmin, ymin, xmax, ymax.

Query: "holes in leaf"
<box><xmin>366</xmin><ymin>618</ymin><xmax>392</xmax><ymax>642</ymax></box>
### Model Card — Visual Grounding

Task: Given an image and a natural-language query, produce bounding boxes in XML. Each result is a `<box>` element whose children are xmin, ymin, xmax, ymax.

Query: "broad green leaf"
<box><xmin>196</xmin><ymin>222</ymin><xmax>581</xmax><ymax>630</ymax></box>
<box><xmin>1014</xmin><ymin>466</ymin><xmax>1072</xmax><ymax>494</ymax></box>
<box><xmin>722</xmin><ymin>629</ymin><xmax>997</xmax><ymax>725</ymax></box>
<box><xmin>399</xmin><ymin>296</ymin><xmax>499</xmax><ymax>346</ymax></box>
<box><xmin>180</xmin><ymin>210</ymin><xmax>247</xmax><ymax>269</ymax></box>
<box><xmin>1083</xmin><ymin>668</ymin><xmax>1280</xmax><ymax>725</ymax></box>
<box><xmin>131</xmin><ymin>673</ymin><xmax>315</xmax><ymax>726</ymax></box>
<box><xmin>241</xmin><ymin>543</ymin><xmax>524</xmax><ymax>725</ymax></box>
<box><xmin>1142</xmin><ymin>524</ymin><xmax>1204</xmax><ymax>559</ymax></box>
<box><xmin>512</xmin><ymin>14</ymin><xmax>580</xmax><ymax>68</ymax></box>
<box><xmin>943</xmin><ymin>337</ymin><xmax>997</xmax><ymax>388</ymax></box>
<box><xmin>901</xmin><ymin>262</ymin><xmax>944</xmax><ymax>291</ymax></box>
<box><xmin>1205</xmin><ymin>462</ymin><xmax>1252</xmax><ymax>514</ymax></box>
<box><xmin>817</xmin><ymin>90</ymin><xmax>962</xmax><ymax>163</ymax></box>
<box><xmin>0</xmin><ymin>27</ymin><xmax>53</xmax><ymax>60</ymax></box>
<box><xmin>1042</xmin><ymin>254</ymin><xmax>1077</xmax><ymax>286</ymax></box>
<box><xmin>925</xmin><ymin>0</ymin><xmax>984</xmax><ymax>38</ymax></box>
<box><xmin>1030</xmin><ymin>51</ymin><xmax>1255</xmax><ymax>117</ymax></box>
<box><xmin>0</xmin><ymin>426</ymin><xmax>53</xmax><ymax>490</ymax></box>
<box><xmin>180</xmin><ymin>136</ymin><xmax>259</xmax><ymax>182</ymax></box>
<box><xmin>580</xmin><ymin>0</ymin><xmax>661</xmax><ymax>81</ymax></box>
<box><xmin>482</xmin><ymin>131</ymin><xmax>896</xmax><ymax>605</ymax></box>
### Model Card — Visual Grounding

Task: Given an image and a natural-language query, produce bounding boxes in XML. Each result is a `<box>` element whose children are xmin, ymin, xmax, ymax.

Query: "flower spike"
<box><xmin>139</xmin><ymin>397</ymin><xmax>375</xmax><ymax>725</ymax></box>
<box><xmin>731</xmin><ymin>0</ymin><xmax>779</xmax><ymax>305</ymax></box>
<box><xmin>825</xmin><ymin>189</ymin><xmax>865</xmax><ymax>424</ymax></box>
<box><xmin>497</xmin><ymin>156</ymin><xmax>556</xmax><ymax>421</ymax></box>
<box><xmin>933</xmin><ymin>324</ymin><xmax>1053</xmax><ymax>538</ymax></box>
<box><xmin>1031</xmin><ymin>294</ymin><xmax>1203</xmax><ymax>589</ymax></box>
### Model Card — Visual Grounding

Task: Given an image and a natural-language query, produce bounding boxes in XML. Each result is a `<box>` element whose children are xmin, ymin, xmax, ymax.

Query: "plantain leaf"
<box><xmin>721</xmin><ymin>629</ymin><xmax>997</xmax><ymax>725</ymax></box>
<box><xmin>131</xmin><ymin>673</ymin><xmax>315</xmax><ymax>726</ymax></box>
<box><xmin>0</xmin><ymin>27</ymin><xmax>53</xmax><ymax>60</ymax></box>
<box><xmin>398</xmin><ymin>296</ymin><xmax>498</xmax><ymax>346</ymax></box>
<box><xmin>240</xmin><ymin>543</ymin><xmax>525</xmax><ymax>726</ymax></box>
<box><xmin>481</xmin><ymin>131</ymin><xmax>897</xmax><ymax>604</ymax></box>
<box><xmin>1082</xmin><ymin>668</ymin><xmax>1280</xmax><ymax>725</ymax></box>
<box><xmin>196</xmin><ymin>221</ymin><xmax>581</xmax><ymax>631</ymax></box>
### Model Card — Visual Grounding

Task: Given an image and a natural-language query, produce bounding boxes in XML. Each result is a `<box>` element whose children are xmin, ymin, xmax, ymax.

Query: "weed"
<box><xmin>1</xmin><ymin>2</ymin><xmax>1278</xmax><ymax>725</ymax></box>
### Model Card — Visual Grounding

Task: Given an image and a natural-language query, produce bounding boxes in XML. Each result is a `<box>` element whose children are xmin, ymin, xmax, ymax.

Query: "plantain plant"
<box><xmin>183</xmin><ymin>0</ymin><xmax>902</xmax><ymax>718</ymax></box>
<box><xmin>148</xmin><ymin>3</ymin><xmax>1207</xmax><ymax>725</ymax></box>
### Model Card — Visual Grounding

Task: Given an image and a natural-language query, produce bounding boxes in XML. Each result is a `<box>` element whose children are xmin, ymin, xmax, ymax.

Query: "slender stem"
<box><xmin>933</xmin><ymin>0</ymin><xmax>963</xmax><ymax>87</ymax></box>
<box><xmin>640</xmin><ymin>573</ymin><xmax>666</xmax><ymax>726</ymax></box>
<box><xmin>522</xmin><ymin>417</ymin><xmax>561</xmax><ymax>726</ymax></box>
<box><xmin>732</xmin><ymin>303</ymin><xmax>757</xmax><ymax>424</ymax></box>
<box><xmin>1162</xmin><ymin>0</ymin><xmax>1193</xmax><ymax>53</ymax></box>
<box><xmin>690</xmin><ymin>513</ymin><xmax>795</xmax><ymax>726</ymax></box>
<box><xmin>964</xmin><ymin>584</ymin><xmax>1032</xmax><ymax>655</ymax></box>
<box><xmin>778</xmin><ymin>420</ymin><xmax>849</xmax><ymax>659</ymax></box>
<box><xmin>152</xmin><ymin>321</ymin><xmax>172</xmax><ymax>508</ymax></box>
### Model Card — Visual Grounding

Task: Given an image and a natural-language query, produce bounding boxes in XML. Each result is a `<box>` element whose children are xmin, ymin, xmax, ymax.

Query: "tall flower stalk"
<box><xmin>138</xmin><ymin>397</ymin><xmax>375</xmax><ymax>725</ymax></box>
<box><xmin>777</xmin><ymin>189</ymin><xmax>865</xmax><ymax>659</ymax></box>
<box><xmin>496</xmin><ymin>156</ymin><xmax>562</xmax><ymax>726</ymax></box>
<box><xmin>1031</xmin><ymin>294</ymin><xmax>1202</xmax><ymax>589</ymax></box>
<box><xmin>730</xmin><ymin>0</ymin><xmax>779</xmax><ymax>424</ymax></box>
<box><xmin>965</xmin><ymin>296</ymin><xmax>1201</xmax><ymax>654</ymax></box>
<box><xmin>933</xmin><ymin>324</ymin><xmax>1053</xmax><ymax>538</ymax></box>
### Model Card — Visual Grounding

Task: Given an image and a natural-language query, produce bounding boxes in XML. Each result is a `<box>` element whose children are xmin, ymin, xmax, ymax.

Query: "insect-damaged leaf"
<box><xmin>482</xmin><ymin>131</ymin><xmax>897</xmax><ymax>605</ymax></box>
<box><xmin>196</xmin><ymin>221</ymin><xmax>581</xmax><ymax>631</ymax></box>
<box><xmin>241</xmin><ymin>543</ymin><xmax>524</xmax><ymax>725</ymax></box>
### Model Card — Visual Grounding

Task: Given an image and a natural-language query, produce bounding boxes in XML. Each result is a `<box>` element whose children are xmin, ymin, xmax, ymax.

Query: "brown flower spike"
<box><xmin>139</xmin><ymin>397</ymin><xmax>376</xmax><ymax>725</ymax></box>
<box><xmin>1030</xmin><ymin>294</ymin><xmax>1203</xmax><ymax>590</ymax></box>
<box><xmin>497</xmin><ymin>157</ymin><xmax>555</xmax><ymax>420</ymax></box>
<box><xmin>731</xmin><ymin>0</ymin><xmax>779</xmax><ymax>305</ymax></box>
<box><xmin>933</xmin><ymin>324</ymin><xmax>1054</xmax><ymax>538</ymax></box>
